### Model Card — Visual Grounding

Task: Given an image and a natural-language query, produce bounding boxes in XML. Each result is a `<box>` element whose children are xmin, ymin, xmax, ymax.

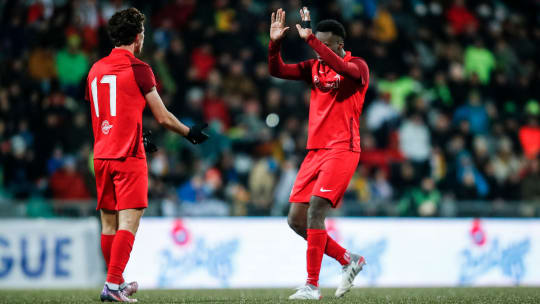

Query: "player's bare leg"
<box><xmin>287</xmin><ymin>203</ymin><xmax>309</xmax><ymax>239</ymax></box>
<box><xmin>118</xmin><ymin>208</ymin><xmax>144</xmax><ymax>234</ymax></box>
<box><xmin>101</xmin><ymin>208</ymin><xmax>144</xmax><ymax>302</ymax></box>
<box><xmin>306</xmin><ymin>196</ymin><xmax>331</xmax><ymax>229</ymax></box>
<box><xmin>101</xmin><ymin>209</ymin><xmax>119</xmax><ymax>235</ymax></box>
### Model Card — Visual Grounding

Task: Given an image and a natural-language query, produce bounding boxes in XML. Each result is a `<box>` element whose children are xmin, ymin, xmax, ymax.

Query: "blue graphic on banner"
<box><xmin>459</xmin><ymin>238</ymin><xmax>530</xmax><ymax>285</ymax></box>
<box><xmin>157</xmin><ymin>238</ymin><xmax>239</xmax><ymax>287</ymax></box>
<box><xmin>0</xmin><ymin>235</ymin><xmax>72</xmax><ymax>279</ymax></box>
<box><xmin>320</xmin><ymin>238</ymin><xmax>387</xmax><ymax>285</ymax></box>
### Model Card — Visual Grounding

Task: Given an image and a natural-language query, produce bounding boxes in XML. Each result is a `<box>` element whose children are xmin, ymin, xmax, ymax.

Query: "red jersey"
<box><xmin>269</xmin><ymin>34</ymin><xmax>369</xmax><ymax>152</ymax></box>
<box><xmin>85</xmin><ymin>48</ymin><xmax>156</xmax><ymax>159</ymax></box>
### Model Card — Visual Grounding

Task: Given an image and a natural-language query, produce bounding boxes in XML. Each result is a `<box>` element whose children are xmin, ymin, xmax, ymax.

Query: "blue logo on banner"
<box><xmin>320</xmin><ymin>238</ymin><xmax>387</xmax><ymax>285</ymax></box>
<box><xmin>459</xmin><ymin>238</ymin><xmax>530</xmax><ymax>285</ymax></box>
<box><xmin>157</xmin><ymin>238</ymin><xmax>239</xmax><ymax>287</ymax></box>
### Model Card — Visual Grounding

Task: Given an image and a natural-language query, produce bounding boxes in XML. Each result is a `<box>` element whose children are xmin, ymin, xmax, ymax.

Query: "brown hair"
<box><xmin>107</xmin><ymin>8</ymin><xmax>145</xmax><ymax>46</ymax></box>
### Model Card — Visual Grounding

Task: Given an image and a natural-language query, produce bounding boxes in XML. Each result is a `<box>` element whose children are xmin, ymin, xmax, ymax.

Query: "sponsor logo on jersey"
<box><xmin>313</xmin><ymin>74</ymin><xmax>341</xmax><ymax>91</ymax></box>
<box><xmin>101</xmin><ymin>120</ymin><xmax>113</xmax><ymax>134</ymax></box>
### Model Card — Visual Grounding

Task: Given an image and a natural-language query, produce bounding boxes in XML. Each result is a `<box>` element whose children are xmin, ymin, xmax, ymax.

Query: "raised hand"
<box><xmin>270</xmin><ymin>8</ymin><xmax>290</xmax><ymax>41</ymax></box>
<box><xmin>296</xmin><ymin>6</ymin><xmax>313</xmax><ymax>40</ymax></box>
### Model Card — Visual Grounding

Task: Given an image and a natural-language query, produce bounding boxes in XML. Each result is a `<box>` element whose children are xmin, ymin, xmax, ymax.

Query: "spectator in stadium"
<box><xmin>398</xmin><ymin>112</ymin><xmax>431</xmax><ymax>175</ymax></box>
<box><xmin>521</xmin><ymin>157</ymin><xmax>540</xmax><ymax>202</ymax></box>
<box><xmin>453</xmin><ymin>91</ymin><xmax>490</xmax><ymax>135</ymax></box>
<box><xmin>430</xmin><ymin>112</ymin><xmax>452</xmax><ymax>150</ymax></box>
<box><xmin>272</xmin><ymin>158</ymin><xmax>298</xmax><ymax>216</ymax></box>
<box><xmin>491</xmin><ymin>137</ymin><xmax>523</xmax><ymax>200</ymax></box>
<box><xmin>28</xmin><ymin>43</ymin><xmax>57</xmax><ymax>91</ymax></box>
<box><xmin>55</xmin><ymin>34</ymin><xmax>89</xmax><ymax>97</ymax></box>
<box><xmin>370</xmin><ymin>168</ymin><xmax>393</xmax><ymax>203</ymax></box>
<box><xmin>189</xmin><ymin>43</ymin><xmax>216</xmax><ymax>82</ymax></box>
<box><xmin>49</xmin><ymin>156</ymin><xmax>91</xmax><ymax>200</ymax></box>
<box><xmin>378</xmin><ymin>70</ymin><xmax>422</xmax><ymax>113</ymax></box>
<box><xmin>446</xmin><ymin>0</ymin><xmax>478</xmax><ymax>35</ymax></box>
<box><xmin>430</xmin><ymin>72</ymin><xmax>454</xmax><ymax>113</ymax></box>
<box><xmin>391</xmin><ymin>162</ymin><xmax>416</xmax><ymax>200</ymax></box>
<box><xmin>464</xmin><ymin>39</ymin><xmax>495</xmax><ymax>85</ymax></box>
<box><xmin>365</xmin><ymin>91</ymin><xmax>399</xmax><ymax>148</ymax></box>
<box><xmin>222</xmin><ymin>60</ymin><xmax>257</xmax><ymax>97</ymax></box>
<box><xmin>455</xmin><ymin>152</ymin><xmax>489</xmax><ymax>199</ymax></box>
<box><xmin>247</xmin><ymin>153</ymin><xmax>277</xmax><ymax>216</ymax></box>
<box><xmin>397</xmin><ymin>177</ymin><xmax>441</xmax><ymax>217</ymax></box>
<box><xmin>491</xmin><ymin>137</ymin><xmax>522</xmax><ymax>184</ymax></box>
<box><xmin>371</xmin><ymin>5</ymin><xmax>397</xmax><ymax>43</ymax></box>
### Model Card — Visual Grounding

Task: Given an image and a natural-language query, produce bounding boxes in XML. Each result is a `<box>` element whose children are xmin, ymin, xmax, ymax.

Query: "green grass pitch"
<box><xmin>0</xmin><ymin>287</ymin><xmax>539</xmax><ymax>303</ymax></box>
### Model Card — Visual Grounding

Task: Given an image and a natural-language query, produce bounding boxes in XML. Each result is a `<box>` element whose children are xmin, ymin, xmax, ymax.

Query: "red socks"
<box><xmin>325</xmin><ymin>236</ymin><xmax>350</xmax><ymax>266</ymax></box>
<box><xmin>306</xmin><ymin>229</ymin><xmax>327</xmax><ymax>287</ymax></box>
<box><xmin>101</xmin><ymin>234</ymin><xmax>115</xmax><ymax>267</ymax></box>
<box><xmin>106</xmin><ymin>230</ymin><xmax>135</xmax><ymax>285</ymax></box>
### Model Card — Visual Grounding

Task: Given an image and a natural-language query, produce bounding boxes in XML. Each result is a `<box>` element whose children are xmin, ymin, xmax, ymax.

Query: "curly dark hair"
<box><xmin>108</xmin><ymin>8</ymin><xmax>145</xmax><ymax>47</ymax></box>
<box><xmin>315</xmin><ymin>19</ymin><xmax>346</xmax><ymax>40</ymax></box>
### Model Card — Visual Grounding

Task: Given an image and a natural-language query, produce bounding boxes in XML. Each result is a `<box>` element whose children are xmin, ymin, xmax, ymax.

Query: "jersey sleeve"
<box><xmin>306</xmin><ymin>34</ymin><xmax>368</xmax><ymax>83</ymax></box>
<box><xmin>131</xmin><ymin>62</ymin><xmax>157</xmax><ymax>95</ymax></box>
<box><xmin>349</xmin><ymin>58</ymin><xmax>369</xmax><ymax>86</ymax></box>
<box><xmin>268</xmin><ymin>39</ymin><xmax>313</xmax><ymax>83</ymax></box>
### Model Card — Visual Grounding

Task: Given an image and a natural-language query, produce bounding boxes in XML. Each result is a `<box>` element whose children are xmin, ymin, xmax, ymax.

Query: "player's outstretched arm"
<box><xmin>145</xmin><ymin>88</ymin><xmax>209</xmax><ymax>144</ymax></box>
<box><xmin>268</xmin><ymin>8</ymin><xmax>311</xmax><ymax>81</ymax></box>
<box><xmin>296</xmin><ymin>7</ymin><xmax>367</xmax><ymax>83</ymax></box>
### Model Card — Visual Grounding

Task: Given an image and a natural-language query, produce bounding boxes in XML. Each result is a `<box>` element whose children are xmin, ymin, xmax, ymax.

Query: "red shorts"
<box><xmin>94</xmin><ymin>157</ymin><xmax>148</xmax><ymax>211</ymax></box>
<box><xmin>289</xmin><ymin>149</ymin><xmax>360</xmax><ymax>207</ymax></box>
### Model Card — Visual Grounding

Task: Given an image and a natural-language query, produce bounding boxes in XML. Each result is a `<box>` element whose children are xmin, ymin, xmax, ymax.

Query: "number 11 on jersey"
<box><xmin>91</xmin><ymin>75</ymin><xmax>117</xmax><ymax>117</ymax></box>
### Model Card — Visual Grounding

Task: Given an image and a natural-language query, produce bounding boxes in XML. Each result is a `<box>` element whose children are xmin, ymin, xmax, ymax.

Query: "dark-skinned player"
<box><xmin>268</xmin><ymin>7</ymin><xmax>368</xmax><ymax>300</ymax></box>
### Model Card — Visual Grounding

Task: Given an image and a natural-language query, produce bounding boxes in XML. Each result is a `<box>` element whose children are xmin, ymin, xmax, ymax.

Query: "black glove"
<box><xmin>186</xmin><ymin>123</ymin><xmax>209</xmax><ymax>144</ymax></box>
<box><xmin>143</xmin><ymin>130</ymin><xmax>158</xmax><ymax>153</ymax></box>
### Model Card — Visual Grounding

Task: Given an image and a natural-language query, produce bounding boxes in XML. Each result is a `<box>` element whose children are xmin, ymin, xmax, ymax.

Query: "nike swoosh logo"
<box><xmin>320</xmin><ymin>187</ymin><xmax>332</xmax><ymax>192</ymax></box>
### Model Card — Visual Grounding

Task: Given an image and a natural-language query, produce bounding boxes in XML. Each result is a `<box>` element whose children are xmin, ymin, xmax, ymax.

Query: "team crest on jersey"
<box><xmin>313</xmin><ymin>74</ymin><xmax>341</xmax><ymax>91</ymax></box>
<box><xmin>101</xmin><ymin>120</ymin><xmax>113</xmax><ymax>134</ymax></box>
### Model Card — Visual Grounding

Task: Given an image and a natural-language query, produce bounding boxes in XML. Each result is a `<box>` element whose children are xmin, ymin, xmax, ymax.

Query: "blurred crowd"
<box><xmin>1</xmin><ymin>0</ymin><xmax>540</xmax><ymax>217</ymax></box>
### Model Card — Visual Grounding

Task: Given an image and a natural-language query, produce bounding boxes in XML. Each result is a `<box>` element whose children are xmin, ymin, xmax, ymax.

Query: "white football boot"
<box><xmin>288</xmin><ymin>284</ymin><xmax>322</xmax><ymax>300</ymax></box>
<box><xmin>335</xmin><ymin>254</ymin><xmax>366</xmax><ymax>297</ymax></box>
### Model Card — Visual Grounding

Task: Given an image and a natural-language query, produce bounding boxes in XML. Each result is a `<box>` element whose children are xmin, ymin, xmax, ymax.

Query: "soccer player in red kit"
<box><xmin>85</xmin><ymin>8</ymin><xmax>208</xmax><ymax>302</ymax></box>
<box><xmin>268</xmin><ymin>7</ymin><xmax>368</xmax><ymax>299</ymax></box>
